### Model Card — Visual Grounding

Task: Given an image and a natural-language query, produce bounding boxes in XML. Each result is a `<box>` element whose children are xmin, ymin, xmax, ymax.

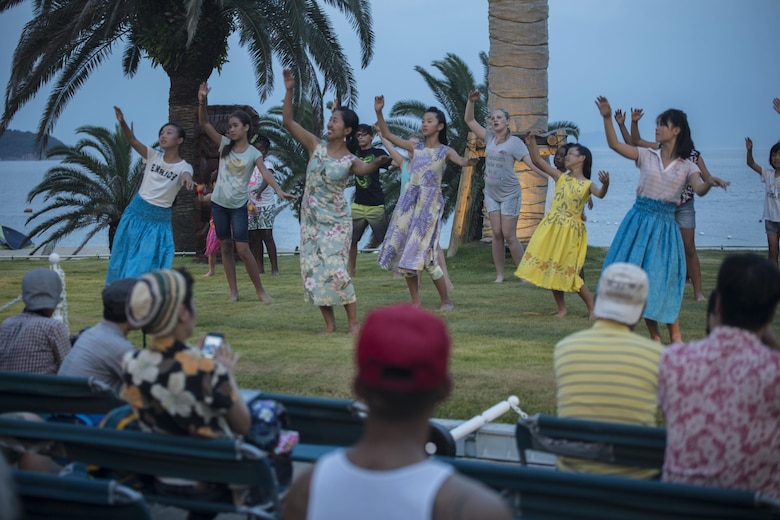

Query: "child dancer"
<box><xmin>595</xmin><ymin>96</ymin><xmax>716</xmax><ymax>342</ymax></box>
<box><xmin>375</xmin><ymin>96</ymin><xmax>477</xmax><ymax>310</ymax></box>
<box><xmin>745</xmin><ymin>137</ymin><xmax>780</xmax><ymax>267</ymax></box>
<box><xmin>106</xmin><ymin>107</ymin><xmax>194</xmax><ymax>284</ymax></box>
<box><xmin>515</xmin><ymin>133</ymin><xmax>609</xmax><ymax>318</ymax></box>
<box><xmin>247</xmin><ymin>134</ymin><xmax>280</xmax><ymax>276</ymax></box>
<box><xmin>198</xmin><ymin>82</ymin><xmax>293</xmax><ymax>302</ymax></box>
<box><xmin>282</xmin><ymin>70</ymin><xmax>389</xmax><ymax>334</ymax></box>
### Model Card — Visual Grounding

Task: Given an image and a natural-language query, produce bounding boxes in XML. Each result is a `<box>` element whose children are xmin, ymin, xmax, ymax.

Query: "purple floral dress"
<box><xmin>379</xmin><ymin>143</ymin><xmax>448</xmax><ymax>273</ymax></box>
<box><xmin>300</xmin><ymin>142</ymin><xmax>357</xmax><ymax>306</ymax></box>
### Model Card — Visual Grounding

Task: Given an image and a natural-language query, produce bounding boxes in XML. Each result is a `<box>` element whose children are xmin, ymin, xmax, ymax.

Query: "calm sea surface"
<box><xmin>0</xmin><ymin>147</ymin><xmax>767</xmax><ymax>252</ymax></box>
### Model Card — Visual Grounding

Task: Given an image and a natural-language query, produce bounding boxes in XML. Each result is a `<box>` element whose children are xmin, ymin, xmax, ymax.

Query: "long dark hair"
<box><xmin>158</xmin><ymin>122</ymin><xmax>185</xmax><ymax>152</ymax></box>
<box><xmin>569</xmin><ymin>144</ymin><xmax>593</xmax><ymax>179</ymax></box>
<box><xmin>770</xmin><ymin>142</ymin><xmax>780</xmax><ymax>167</ymax></box>
<box><xmin>220</xmin><ymin>110</ymin><xmax>252</xmax><ymax>158</ymax></box>
<box><xmin>656</xmin><ymin>109</ymin><xmax>693</xmax><ymax>159</ymax></box>
<box><xmin>335</xmin><ymin>107</ymin><xmax>360</xmax><ymax>154</ymax></box>
<box><xmin>426</xmin><ymin>107</ymin><xmax>448</xmax><ymax>146</ymax></box>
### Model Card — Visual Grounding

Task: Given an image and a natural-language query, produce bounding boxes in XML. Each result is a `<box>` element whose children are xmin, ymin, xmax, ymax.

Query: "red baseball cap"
<box><xmin>356</xmin><ymin>304</ymin><xmax>451</xmax><ymax>392</ymax></box>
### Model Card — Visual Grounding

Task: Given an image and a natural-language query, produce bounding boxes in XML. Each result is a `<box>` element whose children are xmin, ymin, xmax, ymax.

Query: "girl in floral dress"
<box><xmin>374</xmin><ymin>96</ymin><xmax>477</xmax><ymax>310</ymax></box>
<box><xmin>515</xmin><ymin>134</ymin><xmax>610</xmax><ymax>318</ymax></box>
<box><xmin>282</xmin><ymin>70</ymin><xmax>388</xmax><ymax>334</ymax></box>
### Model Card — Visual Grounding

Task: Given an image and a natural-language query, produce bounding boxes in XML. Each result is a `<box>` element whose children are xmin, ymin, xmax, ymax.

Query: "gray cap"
<box><xmin>22</xmin><ymin>268</ymin><xmax>62</xmax><ymax>312</ymax></box>
<box><xmin>102</xmin><ymin>278</ymin><xmax>137</xmax><ymax>322</ymax></box>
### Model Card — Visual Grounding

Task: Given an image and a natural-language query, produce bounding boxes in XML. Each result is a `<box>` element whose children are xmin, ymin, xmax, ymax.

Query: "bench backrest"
<box><xmin>445</xmin><ymin>457</ymin><xmax>780</xmax><ymax>520</ymax></box>
<box><xmin>515</xmin><ymin>414</ymin><xmax>666</xmax><ymax>469</ymax></box>
<box><xmin>13</xmin><ymin>469</ymin><xmax>152</xmax><ymax>520</ymax></box>
<box><xmin>0</xmin><ymin>371</ymin><xmax>123</xmax><ymax>414</ymax></box>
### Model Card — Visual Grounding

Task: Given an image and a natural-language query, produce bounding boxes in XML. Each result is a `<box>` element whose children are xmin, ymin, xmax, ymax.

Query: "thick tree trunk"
<box><xmin>487</xmin><ymin>0</ymin><xmax>549</xmax><ymax>242</ymax></box>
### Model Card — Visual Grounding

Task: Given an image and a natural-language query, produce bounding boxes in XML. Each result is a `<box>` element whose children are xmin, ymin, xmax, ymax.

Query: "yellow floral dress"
<box><xmin>515</xmin><ymin>174</ymin><xmax>591</xmax><ymax>292</ymax></box>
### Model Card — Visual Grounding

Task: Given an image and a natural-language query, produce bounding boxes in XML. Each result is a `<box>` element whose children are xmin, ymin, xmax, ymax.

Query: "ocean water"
<box><xmin>0</xmin><ymin>147</ymin><xmax>767</xmax><ymax>252</ymax></box>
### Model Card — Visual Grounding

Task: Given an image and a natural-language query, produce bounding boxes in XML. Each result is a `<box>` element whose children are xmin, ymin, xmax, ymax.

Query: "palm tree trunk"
<box><xmin>487</xmin><ymin>0</ymin><xmax>549</xmax><ymax>242</ymax></box>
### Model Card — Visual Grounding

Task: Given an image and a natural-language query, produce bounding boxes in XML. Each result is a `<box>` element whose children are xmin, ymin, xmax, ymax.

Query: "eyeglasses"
<box><xmin>355</xmin><ymin>132</ymin><xmax>370</xmax><ymax>138</ymax></box>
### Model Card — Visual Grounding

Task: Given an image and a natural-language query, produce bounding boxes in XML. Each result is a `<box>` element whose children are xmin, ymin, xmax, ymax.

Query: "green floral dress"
<box><xmin>300</xmin><ymin>141</ymin><xmax>357</xmax><ymax>306</ymax></box>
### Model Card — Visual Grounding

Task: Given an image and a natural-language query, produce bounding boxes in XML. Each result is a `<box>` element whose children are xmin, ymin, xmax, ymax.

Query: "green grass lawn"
<box><xmin>0</xmin><ymin>244</ymin><xmax>761</xmax><ymax>423</ymax></box>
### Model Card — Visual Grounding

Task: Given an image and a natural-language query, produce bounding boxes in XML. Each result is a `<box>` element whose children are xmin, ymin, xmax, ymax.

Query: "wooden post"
<box><xmin>447</xmin><ymin>132</ymin><xmax>484</xmax><ymax>257</ymax></box>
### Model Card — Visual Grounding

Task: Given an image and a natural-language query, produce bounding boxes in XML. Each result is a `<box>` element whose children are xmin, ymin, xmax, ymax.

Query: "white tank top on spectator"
<box><xmin>307</xmin><ymin>449</ymin><xmax>454</xmax><ymax>520</ymax></box>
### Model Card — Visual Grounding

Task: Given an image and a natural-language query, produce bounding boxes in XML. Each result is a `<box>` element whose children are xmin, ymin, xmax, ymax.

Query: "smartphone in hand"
<box><xmin>201</xmin><ymin>332</ymin><xmax>225</xmax><ymax>359</ymax></box>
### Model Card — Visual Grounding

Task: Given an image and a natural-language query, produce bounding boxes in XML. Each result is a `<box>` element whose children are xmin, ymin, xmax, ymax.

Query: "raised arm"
<box><xmin>255</xmin><ymin>158</ymin><xmax>294</xmax><ymax>200</ymax></box>
<box><xmin>590</xmin><ymin>170</ymin><xmax>610</xmax><ymax>199</ymax></box>
<box><xmin>614</xmin><ymin>110</ymin><xmax>633</xmax><ymax>145</ymax></box>
<box><xmin>282</xmin><ymin>70</ymin><xmax>319</xmax><ymax>156</ymax></box>
<box><xmin>197</xmin><ymin>82</ymin><xmax>225</xmax><ymax>146</ymax></box>
<box><xmin>464</xmin><ymin>90</ymin><xmax>487</xmax><ymax>141</ymax></box>
<box><xmin>376</xmin><ymin>128</ymin><xmax>406</xmax><ymax>167</ymax></box>
<box><xmin>745</xmin><ymin>137</ymin><xmax>763</xmax><ymax>174</ymax></box>
<box><xmin>522</xmin><ymin>132</ymin><xmax>561</xmax><ymax>181</ymax></box>
<box><xmin>374</xmin><ymin>95</ymin><xmax>414</xmax><ymax>154</ymax></box>
<box><xmin>596</xmin><ymin>96</ymin><xmax>638</xmax><ymax>161</ymax></box>
<box><xmin>114</xmin><ymin>107</ymin><xmax>147</xmax><ymax>158</ymax></box>
<box><xmin>445</xmin><ymin>147</ymin><xmax>479</xmax><ymax>168</ymax></box>
<box><xmin>629</xmin><ymin>108</ymin><xmax>658</xmax><ymax>148</ymax></box>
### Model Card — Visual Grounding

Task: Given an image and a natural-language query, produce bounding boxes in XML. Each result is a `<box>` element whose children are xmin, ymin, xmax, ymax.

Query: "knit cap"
<box><xmin>126</xmin><ymin>270</ymin><xmax>187</xmax><ymax>337</ymax></box>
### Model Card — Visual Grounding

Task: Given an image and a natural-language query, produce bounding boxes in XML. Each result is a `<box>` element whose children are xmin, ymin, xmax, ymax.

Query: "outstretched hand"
<box><xmin>374</xmin><ymin>95</ymin><xmax>385</xmax><ymax>113</ymax></box>
<box><xmin>198</xmin><ymin>82</ymin><xmax>210</xmax><ymax>103</ymax></box>
<box><xmin>745</xmin><ymin>137</ymin><xmax>753</xmax><ymax>151</ymax></box>
<box><xmin>709</xmin><ymin>176</ymin><xmax>730</xmax><ymax>190</ymax></box>
<box><xmin>283</xmin><ymin>69</ymin><xmax>295</xmax><ymax>91</ymax></box>
<box><xmin>214</xmin><ymin>341</ymin><xmax>239</xmax><ymax>373</ymax></box>
<box><xmin>598</xmin><ymin>170</ymin><xmax>610</xmax><ymax>184</ymax></box>
<box><xmin>467</xmin><ymin>89</ymin><xmax>481</xmax><ymax>102</ymax></box>
<box><xmin>774</xmin><ymin>98</ymin><xmax>780</xmax><ymax>115</ymax></box>
<box><xmin>595</xmin><ymin>96</ymin><xmax>612</xmax><ymax>118</ymax></box>
<box><xmin>614</xmin><ymin>109</ymin><xmax>626</xmax><ymax>126</ymax></box>
<box><xmin>631</xmin><ymin>108</ymin><xmax>644</xmax><ymax>122</ymax></box>
<box><xmin>113</xmin><ymin>106</ymin><xmax>125</xmax><ymax>123</ymax></box>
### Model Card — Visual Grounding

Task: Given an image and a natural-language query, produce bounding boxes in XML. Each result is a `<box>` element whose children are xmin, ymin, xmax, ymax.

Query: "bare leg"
<box><xmin>348</xmin><ymin>243</ymin><xmax>358</xmax><ymax>277</ymax></box>
<box><xmin>248</xmin><ymin>229</ymin><xmax>264</xmax><ymax>273</ymax></box>
<box><xmin>769</xmin><ymin>233</ymin><xmax>779</xmax><ymax>269</ymax></box>
<box><xmin>645</xmin><ymin>318</ymin><xmax>662</xmax><ymax>343</ymax></box>
<box><xmin>204</xmin><ymin>253</ymin><xmax>216</xmax><ymax>277</ymax></box>
<box><xmin>488</xmin><ymin>211</ymin><xmax>506</xmax><ymax>282</ymax></box>
<box><xmin>319</xmin><ymin>306</ymin><xmax>336</xmax><ymax>333</ymax></box>
<box><xmin>344</xmin><ymin>302</ymin><xmax>360</xmax><ymax>335</ymax></box>
<box><xmin>552</xmin><ymin>290</ymin><xmax>567</xmax><ymax>317</ymax></box>
<box><xmin>578</xmin><ymin>284</ymin><xmax>595</xmax><ymax>319</ymax></box>
<box><xmin>436</xmin><ymin>246</ymin><xmax>454</xmax><ymax>290</ymax></box>
<box><xmin>680</xmin><ymin>228</ymin><xmax>705</xmax><ymax>301</ymax></box>
<box><xmin>261</xmin><ymin>229</ymin><xmax>279</xmax><ymax>275</ymax></box>
<box><xmin>405</xmin><ymin>273</ymin><xmax>422</xmax><ymax>306</ymax></box>
<box><xmin>432</xmin><ymin>276</ymin><xmax>453</xmax><ymax>311</ymax></box>
<box><xmin>219</xmin><ymin>238</ymin><xmax>240</xmax><ymax>301</ymax></box>
<box><xmin>501</xmin><ymin>213</ymin><xmax>525</xmax><ymax>268</ymax></box>
<box><xmin>234</xmin><ymin>241</ymin><xmax>273</xmax><ymax>301</ymax></box>
<box><xmin>667</xmin><ymin>319</ymin><xmax>682</xmax><ymax>343</ymax></box>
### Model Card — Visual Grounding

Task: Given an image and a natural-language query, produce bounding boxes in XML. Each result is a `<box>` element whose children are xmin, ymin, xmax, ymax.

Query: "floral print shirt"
<box><xmin>122</xmin><ymin>337</ymin><xmax>236</xmax><ymax>438</ymax></box>
<box><xmin>658</xmin><ymin>326</ymin><xmax>780</xmax><ymax>498</ymax></box>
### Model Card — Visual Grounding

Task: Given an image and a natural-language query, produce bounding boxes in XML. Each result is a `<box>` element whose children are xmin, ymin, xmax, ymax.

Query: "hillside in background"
<box><xmin>0</xmin><ymin>129</ymin><xmax>66</xmax><ymax>160</ymax></box>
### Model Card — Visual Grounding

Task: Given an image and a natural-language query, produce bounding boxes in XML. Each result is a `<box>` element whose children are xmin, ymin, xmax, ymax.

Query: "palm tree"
<box><xmin>25</xmin><ymin>124</ymin><xmax>143</xmax><ymax>255</ymax></box>
<box><xmin>0</xmin><ymin>0</ymin><xmax>375</xmax><ymax>250</ymax></box>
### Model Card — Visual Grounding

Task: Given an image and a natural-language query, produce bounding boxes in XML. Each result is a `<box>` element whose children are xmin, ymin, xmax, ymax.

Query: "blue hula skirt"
<box><xmin>601</xmin><ymin>196</ymin><xmax>685</xmax><ymax>324</ymax></box>
<box><xmin>105</xmin><ymin>194</ymin><xmax>174</xmax><ymax>284</ymax></box>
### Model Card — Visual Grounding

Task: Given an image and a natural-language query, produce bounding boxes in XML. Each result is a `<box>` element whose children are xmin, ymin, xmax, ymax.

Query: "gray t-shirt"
<box><xmin>58</xmin><ymin>320</ymin><xmax>135</xmax><ymax>395</ymax></box>
<box><xmin>484</xmin><ymin>129</ymin><xmax>529</xmax><ymax>202</ymax></box>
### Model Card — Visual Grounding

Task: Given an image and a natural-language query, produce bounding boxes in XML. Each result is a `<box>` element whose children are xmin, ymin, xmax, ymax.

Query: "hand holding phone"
<box><xmin>201</xmin><ymin>332</ymin><xmax>225</xmax><ymax>359</ymax></box>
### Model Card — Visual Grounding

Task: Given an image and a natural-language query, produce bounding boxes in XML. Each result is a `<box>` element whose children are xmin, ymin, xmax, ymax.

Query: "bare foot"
<box><xmin>318</xmin><ymin>327</ymin><xmax>336</xmax><ymax>335</ymax></box>
<box><xmin>347</xmin><ymin>323</ymin><xmax>360</xmax><ymax>336</ymax></box>
<box><xmin>203</xmin><ymin>271</ymin><xmax>215</xmax><ymax>278</ymax></box>
<box><xmin>554</xmin><ymin>308</ymin><xmax>568</xmax><ymax>318</ymax></box>
<box><xmin>257</xmin><ymin>291</ymin><xmax>274</xmax><ymax>302</ymax></box>
<box><xmin>588</xmin><ymin>312</ymin><xmax>597</xmax><ymax>320</ymax></box>
<box><xmin>439</xmin><ymin>302</ymin><xmax>454</xmax><ymax>312</ymax></box>
<box><xmin>494</xmin><ymin>276</ymin><xmax>504</xmax><ymax>283</ymax></box>
<box><xmin>227</xmin><ymin>295</ymin><xmax>239</xmax><ymax>302</ymax></box>
<box><xmin>695</xmin><ymin>293</ymin><xmax>706</xmax><ymax>302</ymax></box>
<box><xmin>272</xmin><ymin>270</ymin><xmax>280</xmax><ymax>277</ymax></box>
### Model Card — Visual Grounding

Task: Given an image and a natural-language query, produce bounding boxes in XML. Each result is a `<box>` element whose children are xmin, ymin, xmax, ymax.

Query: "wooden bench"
<box><xmin>12</xmin><ymin>469</ymin><xmax>152</xmax><ymax>520</ymax></box>
<box><xmin>515</xmin><ymin>414</ymin><xmax>666</xmax><ymax>470</ymax></box>
<box><xmin>0</xmin><ymin>416</ymin><xmax>280</xmax><ymax>519</ymax></box>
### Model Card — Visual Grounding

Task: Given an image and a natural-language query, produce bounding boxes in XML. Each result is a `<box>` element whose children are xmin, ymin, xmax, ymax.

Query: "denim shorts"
<box><xmin>766</xmin><ymin>220</ymin><xmax>780</xmax><ymax>236</ymax></box>
<box><xmin>485</xmin><ymin>194</ymin><xmax>521</xmax><ymax>217</ymax></box>
<box><xmin>211</xmin><ymin>202</ymin><xmax>249</xmax><ymax>242</ymax></box>
<box><xmin>675</xmin><ymin>198</ymin><xmax>695</xmax><ymax>230</ymax></box>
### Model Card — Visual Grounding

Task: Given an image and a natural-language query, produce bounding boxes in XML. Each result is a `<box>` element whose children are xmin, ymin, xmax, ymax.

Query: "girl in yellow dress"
<box><xmin>515</xmin><ymin>133</ymin><xmax>609</xmax><ymax>318</ymax></box>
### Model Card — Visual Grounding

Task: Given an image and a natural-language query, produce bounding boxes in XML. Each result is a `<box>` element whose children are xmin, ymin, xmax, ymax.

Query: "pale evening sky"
<box><xmin>0</xmin><ymin>0</ymin><xmax>778</xmax><ymax>150</ymax></box>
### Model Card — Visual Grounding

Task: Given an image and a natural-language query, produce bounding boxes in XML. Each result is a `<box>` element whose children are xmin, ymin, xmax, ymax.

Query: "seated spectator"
<box><xmin>282</xmin><ymin>304</ymin><xmax>512</xmax><ymax>520</ymax></box>
<box><xmin>553</xmin><ymin>263</ymin><xmax>663</xmax><ymax>478</ymax></box>
<box><xmin>58</xmin><ymin>278</ymin><xmax>137</xmax><ymax>394</ymax></box>
<box><xmin>0</xmin><ymin>268</ymin><xmax>70</xmax><ymax>374</ymax></box>
<box><xmin>659</xmin><ymin>253</ymin><xmax>780</xmax><ymax>498</ymax></box>
<box><xmin>121</xmin><ymin>269</ymin><xmax>253</xmax><ymax>517</ymax></box>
